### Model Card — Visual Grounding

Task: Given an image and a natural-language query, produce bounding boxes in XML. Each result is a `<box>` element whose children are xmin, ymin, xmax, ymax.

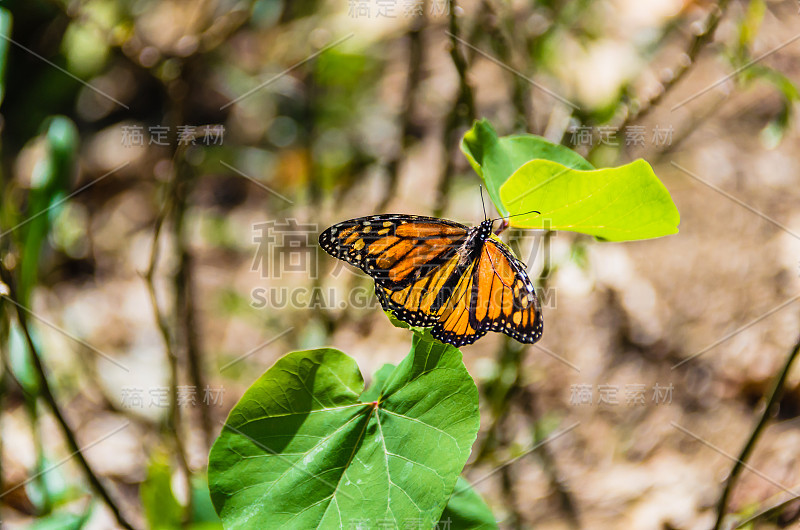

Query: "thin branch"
<box><xmin>652</xmin><ymin>92</ymin><xmax>729</xmax><ymax>161</ymax></box>
<box><xmin>142</xmin><ymin>163</ymin><xmax>194</xmax><ymax>525</ymax></box>
<box><xmin>735</xmin><ymin>487</ymin><xmax>800</xmax><ymax>528</ymax></box>
<box><xmin>0</xmin><ymin>266</ymin><xmax>136</xmax><ymax>530</ymax></box>
<box><xmin>378</xmin><ymin>6</ymin><xmax>427</xmax><ymax>211</ymax></box>
<box><xmin>434</xmin><ymin>0</ymin><xmax>476</xmax><ymax>217</ymax></box>
<box><xmin>446</xmin><ymin>1</ymin><xmax>475</xmax><ymax>122</ymax></box>
<box><xmin>618</xmin><ymin>0</ymin><xmax>733</xmax><ymax>129</ymax></box>
<box><xmin>480</xmin><ymin>0</ymin><xmax>533</xmax><ymax>132</ymax></box>
<box><xmin>713</xmin><ymin>334</ymin><xmax>800</xmax><ymax>530</ymax></box>
<box><xmin>518</xmin><ymin>386</ymin><xmax>580</xmax><ymax>528</ymax></box>
<box><xmin>172</xmin><ymin>161</ymin><xmax>213</xmax><ymax>450</ymax></box>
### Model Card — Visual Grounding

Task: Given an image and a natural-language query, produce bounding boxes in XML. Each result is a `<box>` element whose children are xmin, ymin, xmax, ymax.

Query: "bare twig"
<box><xmin>0</xmin><ymin>267</ymin><xmax>136</xmax><ymax>530</ymax></box>
<box><xmin>434</xmin><ymin>0</ymin><xmax>476</xmax><ymax>216</ymax></box>
<box><xmin>445</xmin><ymin>2</ymin><xmax>475</xmax><ymax>122</ymax></box>
<box><xmin>735</xmin><ymin>487</ymin><xmax>800</xmax><ymax>528</ymax></box>
<box><xmin>172</xmin><ymin>161</ymin><xmax>213</xmax><ymax>450</ymax></box>
<box><xmin>479</xmin><ymin>0</ymin><xmax>533</xmax><ymax>132</ymax></box>
<box><xmin>520</xmin><ymin>387</ymin><xmax>580</xmax><ymax>527</ymax></box>
<box><xmin>713</xmin><ymin>334</ymin><xmax>800</xmax><ymax>530</ymax></box>
<box><xmin>618</xmin><ymin>0</ymin><xmax>733</xmax><ymax>130</ymax></box>
<box><xmin>652</xmin><ymin>93</ymin><xmax>729</xmax><ymax>161</ymax></box>
<box><xmin>378</xmin><ymin>5</ymin><xmax>427</xmax><ymax>211</ymax></box>
<box><xmin>142</xmin><ymin>161</ymin><xmax>193</xmax><ymax>525</ymax></box>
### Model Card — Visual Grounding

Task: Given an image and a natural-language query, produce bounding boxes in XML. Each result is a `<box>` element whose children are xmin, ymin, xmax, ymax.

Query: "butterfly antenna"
<box><xmin>479</xmin><ymin>185</ymin><xmax>488</xmax><ymax>221</ymax></box>
<box><xmin>490</xmin><ymin>208</ymin><xmax>542</xmax><ymax>223</ymax></box>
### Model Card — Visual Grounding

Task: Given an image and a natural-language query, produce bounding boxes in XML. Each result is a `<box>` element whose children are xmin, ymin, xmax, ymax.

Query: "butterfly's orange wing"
<box><xmin>425</xmin><ymin>256</ymin><xmax>487</xmax><ymax>346</ymax></box>
<box><xmin>469</xmin><ymin>237</ymin><xmax>543</xmax><ymax>344</ymax></box>
<box><xmin>319</xmin><ymin>215</ymin><xmax>468</xmax><ymax>289</ymax></box>
<box><xmin>376</xmin><ymin>253</ymin><xmax>474</xmax><ymax>331</ymax></box>
<box><xmin>321</xmin><ymin>215</ymin><xmax>543</xmax><ymax>347</ymax></box>
<box><xmin>375</xmin><ymin>236</ymin><xmax>542</xmax><ymax>347</ymax></box>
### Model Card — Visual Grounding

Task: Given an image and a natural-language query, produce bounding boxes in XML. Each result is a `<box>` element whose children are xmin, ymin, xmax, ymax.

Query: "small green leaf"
<box><xmin>140</xmin><ymin>452</ymin><xmax>184</xmax><ymax>529</ymax></box>
<box><xmin>499</xmin><ymin>158</ymin><xmax>680</xmax><ymax>241</ymax></box>
<box><xmin>0</xmin><ymin>9</ymin><xmax>11</xmax><ymax>106</ymax></box>
<box><xmin>439</xmin><ymin>477</ymin><xmax>498</xmax><ymax>529</ymax></box>
<box><xmin>30</xmin><ymin>508</ymin><xmax>92</xmax><ymax>530</ymax></box>
<box><xmin>208</xmin><ymin>336</ymin><xmax>479</xmax><ymax>529</ymax></box>
<box><xmin>384</xmin><ymin>311</ymin><xmax>424</xmax><ymax>333</ymax></box>
<box><xmin>26</xmin><ymin>455</ymin><xmax>72</xmax><ymax>509</ymax></box>
<box><xmin>19</xmin><ymin>116</ymin><xmax>79</xmax><ymax>305</ymax></box>
<box><xmin>461</xmin><ymin>119</ymin><xmax>593</xmax><ymax>216</ymax></box>
<box><xmin>737</xmin><ymin>0</ymin><xmax>765</xmax><ymax>50</ymax></box>
<box><xmin>190</xmin><ymin>475</ymin><xmax>223</xmax><ymax>529</ymax></box>
<box><xmin>740</xmin><ymin>65</ymin><xmax>799</xmax><ymax>149</ymax></box>
<box><xmin>8</xmin><ymin>322</ymin><xmax>38</xmax><ymax>394</ymax></box>
<box><xmin>741</xmin><ymin>65</ymin><xmax>799</xmax><ymax>102</ymax></box>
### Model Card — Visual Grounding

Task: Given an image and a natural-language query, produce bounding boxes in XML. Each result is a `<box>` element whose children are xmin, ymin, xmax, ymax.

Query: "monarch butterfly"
<box><xmin>318</xmin><ymin>213</ymin><xmax>543</xmax><ymax>347</ymax></box>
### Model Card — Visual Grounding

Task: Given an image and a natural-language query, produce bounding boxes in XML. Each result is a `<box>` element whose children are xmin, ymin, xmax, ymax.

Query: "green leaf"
<box><xmin>208</xmin><ymin>336</ymin><xmax>480</xmax><ymax>529</ymax></box>
<box><xmin>8</xmin><ymin>322</ymin><xmax>38</xmax><ymax>393</ymax></box>
<box><xmin>360</xmin><ymin>363</ymin><xmax>396</xmax><ymax>402</ymax></box>
<box><xmin>19</xmin><ymin>116</ymin><xmax>79</xmax><ymax>305</ymax></box>
<box><xmin>499</xmin><ymin>158</ymin><xmax>680</xmax><ymax>241</ymax></box>
<box><xmin>384</xmin><ymin>311</ymin><xmax>426</xmax><ymax>334</ymax></box>
<box><xmin>737</xmin><ymin>0</ymin><xmax>765</xmax><ymax>50</ymax></box>
<box><xmin>26</xmin><ymin>455</ymin><xmax>73</xmax><ymax>509</ymax></box>
<box><xmin>190</xmin><ymin>475</ymin><xmax>223</xmax><ymax>528</ymax></box>
<box><xmin>740</xmin><ymin>65</ymin><xmax>799</xmax><ymax>149</ymax></box>
<box><xmin>140</xmin><ymin>452</ymin><xmax>184</xmax><ymax>529</ymax></box>
<box><xmin>741</xmin><ymin>65</ymin><xmax>799</xmax><ymax>102</ymax></box>
<box><xmin>439</xmin><ymin>477</ymin><xmax>498</xmax><ymax>529</ymax></box>
<box><xmin>30</xmin><ymin>508</ymin><xmax>92</xmax><ymax>530</ymax></box>
<box><xmin>461</xmin><ymin>119</ymin><xmax>594</xmax><ymax>216</ymax></box>
<box><xmin>62</xmin><ymin>12</ymin><xmax>113</xmax><ymax>77</ymax></box>
<box><xmin>0</xmin><ymin>9</ymin><xmax>11</xmax><ymax>106</ymax></box>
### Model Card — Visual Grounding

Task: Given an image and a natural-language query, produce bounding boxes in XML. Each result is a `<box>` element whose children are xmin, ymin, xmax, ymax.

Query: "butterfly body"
<box><xmin>319</xmin><ymin>214</ymin><xmax>543</xmax><ymax>347</ymax></box>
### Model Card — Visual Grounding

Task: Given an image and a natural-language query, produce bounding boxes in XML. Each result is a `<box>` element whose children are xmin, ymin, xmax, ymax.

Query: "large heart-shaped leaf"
<box><xmin>499</xmin><ymin>158</ymin><xmax>680</xmax><ymax>241</ymax></box>
<box><xmin>208</xmin><ymin>335</ymin><xmax>479</xmax><ymax>529</ymax></box>
<box><xmin>360</xmin><ymin>363</ymin><xmax>395</xmax><ymax>402</ymax></box>
<box><xmin>461</xmin><ymin>119</ymin><xmax>593</xmax><ymax>216</ymax></box>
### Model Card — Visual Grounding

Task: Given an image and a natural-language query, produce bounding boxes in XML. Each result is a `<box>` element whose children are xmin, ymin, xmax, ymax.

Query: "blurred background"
<box><xmin>1</xmin><ymin>0</ymin><xmax>800</xmax><ymax>528</ymax></box>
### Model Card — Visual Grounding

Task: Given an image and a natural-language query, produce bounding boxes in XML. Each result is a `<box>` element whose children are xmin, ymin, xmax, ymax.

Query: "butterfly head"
<box><xmin>478</xmin><ymin>219</ymin><xmax>495</xmax><ymax>240</ymax></box>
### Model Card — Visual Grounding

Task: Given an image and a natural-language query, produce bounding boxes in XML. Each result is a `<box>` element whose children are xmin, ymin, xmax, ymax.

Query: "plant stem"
<box><xmin>144</xmin><ymin>164</ymin><xmax>194</xmax><ymax>526</ymax></box>
<box><xmin>173</xmin><ymin>162</ymin><xmax>213</xmax><ymax>451</ymax></box>
<box><xmin>0</xmin><ymin>267</ymin><xmax>136</xmax><ymax>530</ymax></box>
<box><xmin>733</xmin><ymin>486</ymin><xmax>800</xmax><ymax>528</ymax></box>
<box><xmin>713</xmin><ymin>334</ymin><xmax>800</xmax><ymax>530</ymax></box>
<box><xmin>480</xmin><ymin>0</ymin><xmax>533</xmax><ymax>133</ymax></box>
<box><xmin>379</xmin><ymin>5</ymin><xmax>427</xmax><ymax>211</ymax></box>
<box><xmin>434</xmin><ymin>0</ymin><xmax>476</xmax><ymax>216</ymax></box>
<box><xmin>617</xmin><ymin>0</ymin><xmax>733</xmax><ymax>131</ymax></box>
